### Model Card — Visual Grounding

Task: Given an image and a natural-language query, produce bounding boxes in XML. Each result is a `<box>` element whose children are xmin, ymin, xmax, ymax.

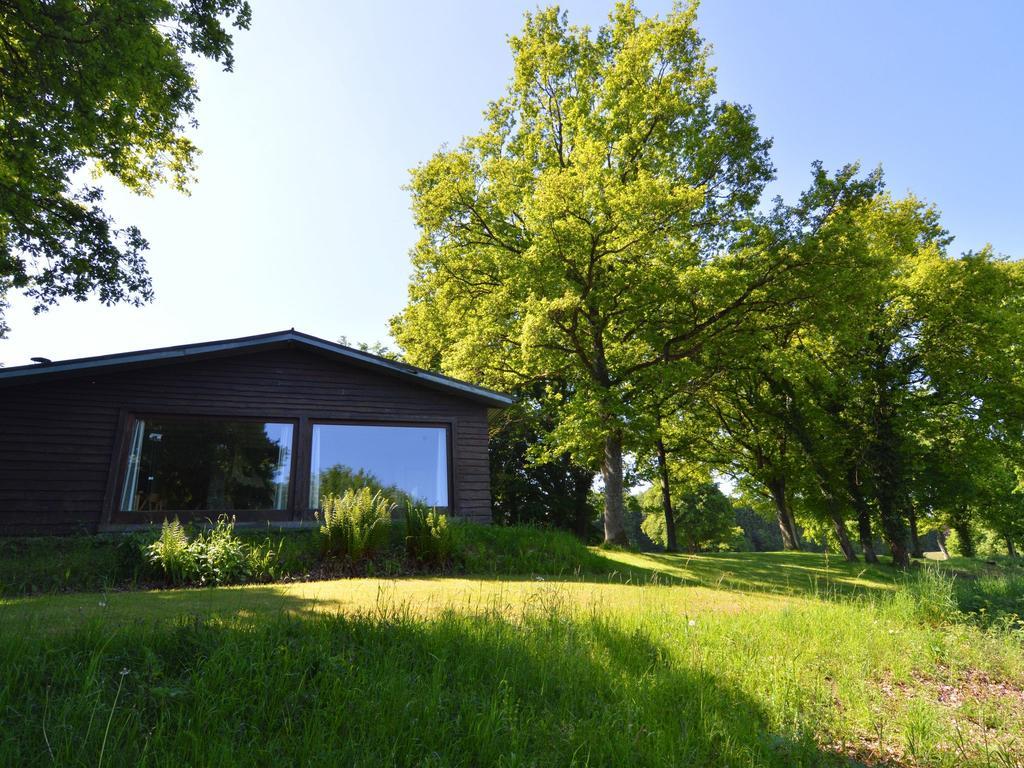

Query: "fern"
<box><xmin>318</xmin><ymin>488</ymin><xmax>393</xmax><ymax>561</ymax></box>
<box><xmin>146</xmin><ymin>519</ymin><xmax>197</xmax><ymax>586</ymax></box>
<box><xmin>403</xmin><ymin>502</ymin><xmax>453</xmax><ymax>567</ymax></box>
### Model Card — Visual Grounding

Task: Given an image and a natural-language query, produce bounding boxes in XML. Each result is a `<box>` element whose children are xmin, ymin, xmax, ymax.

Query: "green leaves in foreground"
<box><xmin>0</xmin><ymin>0</ymin><xmax>252</xmax><ymax>336</ymax></box>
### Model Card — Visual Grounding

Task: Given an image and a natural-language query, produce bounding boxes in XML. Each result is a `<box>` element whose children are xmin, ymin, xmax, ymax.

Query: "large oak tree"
<box><xmin>392</xmin><ymin>2</ymin><xmax>788</xmax><ymax>543</ymax></box>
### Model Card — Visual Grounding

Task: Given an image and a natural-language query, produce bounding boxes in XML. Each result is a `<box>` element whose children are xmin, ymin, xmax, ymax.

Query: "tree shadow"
<box><xmin>469</xmin><ymin>549</ymin><xmax>906</xmax><ymax>603</ymax></box>
<box><xmin>0</xmin><ymin>598</ymin><xmax>864</xmax><ymax>767</ymax></box>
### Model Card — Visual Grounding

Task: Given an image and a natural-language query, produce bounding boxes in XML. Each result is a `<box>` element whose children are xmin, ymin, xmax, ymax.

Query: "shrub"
<box><xmin>318</xmin><ymin>488</ymin><xmax>393</xmax><ymax>561</ymax></box>
<box><xmin>147</xmin><ymin>518</ymin><xmax>282</xmax><ymax>587</ymax></box>
<box><xmin>638</xmin><ymin>483</ymin><xmax>735</xmax><ymax>552</ymax></box>
<box><xmin>716</xmin><ymin>526</ymin><xmax>751</xmax><ymax>552</ymax></box>
<box><xmin>403</xmin><ymin>503</ymin><xmax>453</xmax><ymax>567</ymax></box>
<box><xmin>114</xmin><ymin>533</ymin><xmax>156</xmax><ymax>583</ymax></box>
<box><xmin>147</xmin><ymin>519</ymin><xmax>197</xmax><ymax>586</ymax></box>
<box><xmin>640</xmin><ymin>511</ymin><xmax>666</xmax><ymax>549</ymax></box>
<box><xmin>193</xmin><ymin>517</ymin><xmax>255</xmax><ymax>586</ymax></box>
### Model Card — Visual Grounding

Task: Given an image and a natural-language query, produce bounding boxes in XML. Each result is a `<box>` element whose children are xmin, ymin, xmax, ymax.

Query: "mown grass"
<box><xmin>1</xmin><ymin>533</ymin><xmax>1023</xmax><ymax>767</ymax></box>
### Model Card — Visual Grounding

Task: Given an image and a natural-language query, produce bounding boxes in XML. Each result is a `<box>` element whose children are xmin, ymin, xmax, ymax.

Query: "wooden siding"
<box><xmin>0</xmin><ymin>347</ymin><xmax>493</xmax><ymax>535</ymax></box>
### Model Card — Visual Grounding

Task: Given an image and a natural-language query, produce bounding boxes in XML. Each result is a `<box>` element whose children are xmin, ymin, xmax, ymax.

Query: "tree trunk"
<box><xmin>908</xmin><ymin>507</ymin><xmax>924</xmax><ymax>559</ymax></box>
<box><xmin>818</xmin><ymin>484</ymin><xmax>857</xmax><ymax>563</ymax></box>
<box><xmin>865</xmin><ymin>339</ymin><xmax>909</xmax><ymax>569</ymax></box>
<box><xmin>601</xmin><ymin>430</ymin><xmax>628</xmax><ymax>545</ymax></box>
<box><xmin>1007</xmin><ymin>537</ymin><xmax>1018</xmax><ymax>558</ymax></box>
<box><xmin>655</xmin><ymin>437</ymin><xmax>679</xmax><ymax>553</ymax></box>
<box><xmin>847</xmin><ymin>466</ymin><xmax>878</xmax><ymax>564</ymax></box>
<box><xmin>831</xmin><ymin>516</ymin><xmax>858</xmax><ymax>562</ymax></box>
<box><xmin>870</xmin><ymin>425</ymin><xmax>910</xmax><ymax>568</ymax></box>
<box><xmin>857</xmin><ymin>507</ymin><xmax>879</xmax><ymax>564</ymax></box>
<box><xmin>936</xmin><ymin>529</ymin><xmax>950</xmax><ymax>560</ymax></box>
<box><xmin>572</xmin><ymin>470</ymin><xmax>593</xmax><ymax>540</ymax></box>
<box><xmin>888</xmin><ymin>537</ymin><xmax>911</xmax><ymax>569</ymax></box>
<box><xmin>766</xmin><ymin>475</ymin><xmax>801</xmax><ymax>551</ymax></box>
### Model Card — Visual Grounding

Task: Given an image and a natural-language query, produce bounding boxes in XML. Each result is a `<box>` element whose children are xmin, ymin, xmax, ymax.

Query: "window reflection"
<box><xmin>310</xmin><ymin>424</ymin><xmax>449</xmax><ymax>508</ymax></box>
<box><xmin>120</xmin><ymin>419</ymin><xmax>293</xmax><ymax>512</ymax></box>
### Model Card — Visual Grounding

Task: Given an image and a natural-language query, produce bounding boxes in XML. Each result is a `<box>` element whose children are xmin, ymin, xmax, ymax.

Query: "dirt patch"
<box><xmin>848</xmin><ymin>667</ymin><xmax>1024</xmax><ymax>767</ymax></box>
<box><xmin>932</xmin><ymin>668</ymin><xmax>1024</xmax><ymax>708</ymax></box>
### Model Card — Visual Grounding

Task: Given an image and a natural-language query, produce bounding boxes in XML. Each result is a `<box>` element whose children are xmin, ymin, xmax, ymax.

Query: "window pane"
<box><xmin>120</xmin><ymin>418</ymin><xmax>293</xmax><ymax>512</ymax></box>
<box><xmin>310</xmin><ymin>424</ymin><xmax>448</xmax><ymax>508</ymax></box>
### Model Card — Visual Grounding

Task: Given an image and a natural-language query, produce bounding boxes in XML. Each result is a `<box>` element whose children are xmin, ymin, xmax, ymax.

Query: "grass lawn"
<box><xmin>1</xmin><ymin>546</ymin><xmax>1022</xmax><ymax>767</ymax></box>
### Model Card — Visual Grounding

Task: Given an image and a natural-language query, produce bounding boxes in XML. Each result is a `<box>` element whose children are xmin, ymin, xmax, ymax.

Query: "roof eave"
<box><xmin>0</xmin><ymin>330</ymin><xmax>515</xmax><ymax>408</ymax></box>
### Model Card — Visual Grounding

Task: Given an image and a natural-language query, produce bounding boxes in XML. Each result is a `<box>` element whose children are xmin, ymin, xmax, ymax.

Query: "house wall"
<box><xmin>0</xmin><ymin>345</ymin><xmax>493</xmax><ymax>535</ymax></box>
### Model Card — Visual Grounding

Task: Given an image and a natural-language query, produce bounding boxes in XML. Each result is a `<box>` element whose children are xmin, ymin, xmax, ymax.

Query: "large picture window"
<box><xmin>120</xmin><ymin>418</ymin><xmax>293</xmax><ymax>512</ymax></box>
<box><xmin>310</xmin><ymin>424</ymin><xmax>449</xmax><ymax>508</ymax></box>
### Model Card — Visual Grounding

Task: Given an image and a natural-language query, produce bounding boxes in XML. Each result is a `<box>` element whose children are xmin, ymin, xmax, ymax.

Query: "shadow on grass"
<box><xmin>464</xmin><ymin>548</ymin><xmax>908</xmax><ymax>603</ymax></box>
<box><xmin>0</xmin><ymin>600</ymin><xmax>857</xmax><ymax>767</ymax></box>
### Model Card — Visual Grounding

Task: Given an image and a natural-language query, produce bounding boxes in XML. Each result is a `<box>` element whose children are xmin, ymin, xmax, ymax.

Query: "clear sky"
<box><xmin>2</xmin><ymin>0</ymin><xmax>1021</xmax><ymax>366</ymax></box>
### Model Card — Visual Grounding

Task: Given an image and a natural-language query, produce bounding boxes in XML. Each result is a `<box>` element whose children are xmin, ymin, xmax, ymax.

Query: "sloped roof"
<box><xmin>0</xmin><ymin>329</ymin><xmax>514</xmax><ymax>407</ymax></box>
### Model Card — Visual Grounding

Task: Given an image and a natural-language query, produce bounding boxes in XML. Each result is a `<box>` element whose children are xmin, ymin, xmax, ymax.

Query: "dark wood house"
<box><xmin>0</xmin><ymin>330</ymin><xmax>512</xmax><ymax>535</ymax></box>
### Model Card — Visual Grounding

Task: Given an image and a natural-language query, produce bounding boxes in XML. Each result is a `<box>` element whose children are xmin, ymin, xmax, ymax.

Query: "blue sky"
<box><xmin>2</xmin><ymin>0</ymin><xmax>1021</xmax><ymax>366</ymax></box>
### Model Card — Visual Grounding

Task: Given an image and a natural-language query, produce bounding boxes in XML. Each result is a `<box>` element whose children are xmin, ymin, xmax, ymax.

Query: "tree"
<box><xmin>0</xmin><ymin>0</ymin><xmax>252</xmax><ymax>336</ymax></box>
<box><xmin>764</xmin><ymin>200</ymin><xmax>1024</xmax><ymax>568</ymax></box>
<box><xmin>489</xmin><ymin>385</ymin><xmax>598</xmax><ymax>537</ymax></box>
<box><xmin>392</xmin><ymin>2</ymin><xmax>815</xmax><ymax>544</ymax></box>
<box><xmin>640</xmin><ymin>473</ymin><xmax>734</xmax><ymax>553</ymax></box>
<box><xmin>671</xmin><ymin>168</ymin><xmax>888</xmax><ymax>561</ymax></box>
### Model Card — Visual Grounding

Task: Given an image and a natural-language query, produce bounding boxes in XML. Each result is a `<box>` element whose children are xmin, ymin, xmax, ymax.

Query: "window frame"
<box><xmin>107</xmin><ymin>412</ymin><xmax>300</xmax><ymax>525</ymax></box>
<box><xmin>305</xmin><ymin>418</ymin><xmax>454</xmax><ymax>514</ymax></box>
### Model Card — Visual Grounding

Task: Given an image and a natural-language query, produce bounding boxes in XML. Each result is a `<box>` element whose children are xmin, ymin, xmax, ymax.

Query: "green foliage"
<box><xmin>0</xmin><ymin>530</ymin><xmax>318</xmax><ymax>597</ymax></box>
<box><xmin>146</xmin><ymin>519</ymin><xmax>197</xmax><ymax>586</ymax></box>
<box><xmin>318</xmin><ymin>489</ymin><xmax>394</xmax><ymax>562</ymax></box>
<box><xmin>489</xmin><ymin>390</ymin><xmax>599</xmax><ymax>536</ymax></box>
<box><xmin>945</xmin><ymin>527</ymin><xmax>968</xmax><ymax>558</ymax></box>
<box><xmin>146</xmin><ymin>518</ymin><xmax>284</xmax><ymax>587</ymax></box>
<box><xmin>0</xmin><ymin>0</ymin><xmax>251</xmax><ymax>337</ymax></box>
<box><xmin>193</xmin><ymin>518</ymin><xmax>267</xmax><ymax>586</ymax></box>
<box><xmin>720</xmin><ymin>526</ymin><xmax>751</xmax><ymax>553</ymax></box>
<box><xmin>0</xmin><ymin>522</ymin><xmax>615</xmax><ymax>595</ymax></box>
<box><xmin>639</xmin><ymin>507</ymin><xmax>667</xmax><ymax>548</ymax></box>
<box><xmin>639</xmin><ymin>478</ymin><xmax>736</xmax><ymax>552</ymax></box>
<box><xmin>392</xmin><ymin>2</ymin><xmax>798</xmax><ymax>544</ymax></box>
<box><xmin>402</xmin><ymin>503</ymin><xmax>453</xmax><ymax>567</ymax></box>
<box><xmin>733</xmin><ymin>506</ymin><xmax>788</xmax><ymax>552</ymax></box>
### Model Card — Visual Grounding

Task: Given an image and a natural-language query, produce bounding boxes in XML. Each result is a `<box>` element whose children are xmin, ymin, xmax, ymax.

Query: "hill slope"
<box><xmin>1</xmin><ymin>544</ymin><xmax>1022</xmax><ymax>767</ymax></box>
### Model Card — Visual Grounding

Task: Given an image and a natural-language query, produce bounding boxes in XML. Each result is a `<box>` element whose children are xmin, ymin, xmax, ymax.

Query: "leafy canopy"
<box><xmin>392</xmin><ymin>1</ymin><xmax>774</xmax><ymax>468</ymax></box>
<box><xmin>0</xmin><ymin>0</ymin><xmax>252</xmax><ymax>336</ymax></box>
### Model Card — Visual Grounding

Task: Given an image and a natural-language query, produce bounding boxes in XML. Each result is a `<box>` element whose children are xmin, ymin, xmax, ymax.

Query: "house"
<box><xmin>0</xmin><ymin>330</ymin><xmax>513</xmax><ymax>535</ymax></box>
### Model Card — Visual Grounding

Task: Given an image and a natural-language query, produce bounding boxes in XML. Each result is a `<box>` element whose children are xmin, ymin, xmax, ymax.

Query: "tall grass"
<box><xmin>451</xmin><ymin>524</ymin><xmax>617</xmax><ymax>577</ymax></box>
<box><xmin>0</xmin><ymin>522</ymin><xmax>617</xmax><ymax>596</ymax></box>
<box><xmin>1</xmin><ymin>580</ymin><xmax>1022</xmax><ymax>768</ymax></box>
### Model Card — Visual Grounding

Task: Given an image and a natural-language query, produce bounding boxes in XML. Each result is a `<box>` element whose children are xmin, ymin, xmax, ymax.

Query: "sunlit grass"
<box><xmin>1</xmin><ymin>546</ymin><xmax>1022</xmax><ymax>767</ymax></box>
